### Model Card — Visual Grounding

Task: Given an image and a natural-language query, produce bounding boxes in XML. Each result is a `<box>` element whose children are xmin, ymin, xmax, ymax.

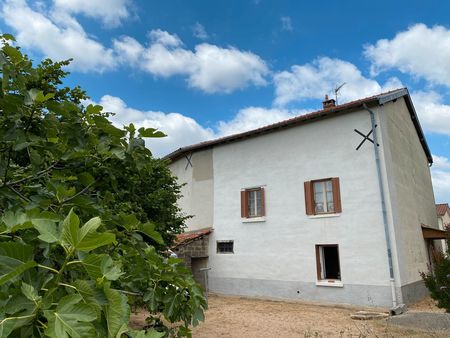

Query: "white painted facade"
<box><xmin>438</xmin><ymin>211</ymin><xmax>450</xmax><ymax>230</ymax></box>
<box><xmin>168</xmin><ymin>92</ymin><xmax>439</xmax><ymax>307</ymax></box>
<box><xmin>437</xmin><ymin>206</ymin><xmax>450</xmax><ymax>252</ymax></box>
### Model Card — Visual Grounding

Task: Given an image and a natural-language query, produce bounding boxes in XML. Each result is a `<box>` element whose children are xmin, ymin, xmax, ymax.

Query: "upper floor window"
<box><xmin>304</xmin><ymin>178</ymin><xmax>341</xmax><ymax>215</ymax></box>
<box><xmin>313</xmin><ymin>180</ymin><xmax>334</xmax><ymax>213</ymax></box>
<box><xmin>241</xmin><ymin>187</ymin><xmax>265</xmax><ymax>218</ymax></box>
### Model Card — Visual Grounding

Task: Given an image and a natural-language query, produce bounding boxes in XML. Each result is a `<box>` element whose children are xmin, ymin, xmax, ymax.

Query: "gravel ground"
<box><xmin>388</xmin><ymin>312</ymin><xmax>450</xmax><ymax>332</ymax></box>
<box><xmin>130</xmin><ymin>295</ymin><xmax>450</xmax><ymax>337</ymax></box>
<box><xmin>191</xmin><ymin>295</ymin><xmax>449</xmax><ymax>337</ymax></box>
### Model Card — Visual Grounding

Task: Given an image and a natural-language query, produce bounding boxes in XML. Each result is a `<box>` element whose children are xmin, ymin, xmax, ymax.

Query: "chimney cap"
<box><xmin>322</xmin><ymin>94</ymin><xmax>336</xmax><ymax>109</ymax></box>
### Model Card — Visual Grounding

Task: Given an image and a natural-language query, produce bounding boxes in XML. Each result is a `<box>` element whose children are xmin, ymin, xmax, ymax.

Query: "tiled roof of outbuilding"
<box><xmin>173</xmin><ymin>228</ymin><xmax>212</xmax><ymax>248</ymax></box>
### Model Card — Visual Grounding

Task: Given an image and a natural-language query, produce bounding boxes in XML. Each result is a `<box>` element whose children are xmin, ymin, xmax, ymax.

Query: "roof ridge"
<box><xmin>164</xmin><ymin>87</ymin><xmax>432</xmax><ymax>164</ymax></box>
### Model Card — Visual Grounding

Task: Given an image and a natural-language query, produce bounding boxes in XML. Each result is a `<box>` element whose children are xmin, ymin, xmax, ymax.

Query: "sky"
<box><xmin>1</xmin><ymin>0</ymin><xmax>450</xmax><ymax>203</ymax></box>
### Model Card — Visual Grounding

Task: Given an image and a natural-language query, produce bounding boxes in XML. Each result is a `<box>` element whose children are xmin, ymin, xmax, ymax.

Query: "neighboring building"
<box><xmin>436</xmin><ymin>203</ymin><xmax>450</xmax><ymax>252</ymax></box>
<box><xmin>166</xmin><ymin>88</ymin><xmax>446</xmax><ymax>308</ymax></box>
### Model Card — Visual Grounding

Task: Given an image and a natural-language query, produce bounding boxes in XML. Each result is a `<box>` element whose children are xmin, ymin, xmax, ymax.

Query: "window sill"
<box><xmin>308</xmin><ymin>213</ymin><xmax>341</xmax><ymax>219</ymax></box>
<box><xmin>242</xmin><ymin>217</ymin><xmax>266</xmax><ymax>223</ymax></box>
<box><xmin>316</xmin><ymin>280</ymin><xmax>343</xmax><ymax>288</ymax></box>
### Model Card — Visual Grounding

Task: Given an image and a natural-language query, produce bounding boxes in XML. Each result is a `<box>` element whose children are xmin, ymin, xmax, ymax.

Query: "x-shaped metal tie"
<box><xmin>185</xmin><ymin>153</ymin><xmax>193</xmax><ymax>170</ymax></box>
<box><xmin>354</xmin><ymin>125</ymin><xmax>379</xmax><ymax>150</ymax></box>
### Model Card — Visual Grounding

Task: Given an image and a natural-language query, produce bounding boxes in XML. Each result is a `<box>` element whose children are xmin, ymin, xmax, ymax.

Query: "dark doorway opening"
<box><xmin>323</xmin><ymin>246</ymin><xmax>340</xmax><ymax>279</ymax></box>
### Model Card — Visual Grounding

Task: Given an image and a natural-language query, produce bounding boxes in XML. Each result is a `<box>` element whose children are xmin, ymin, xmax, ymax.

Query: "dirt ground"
<box><xmin>130</xmin><ymin>295</ymin><xmax>449</xmax><ymax>337</ymax></box>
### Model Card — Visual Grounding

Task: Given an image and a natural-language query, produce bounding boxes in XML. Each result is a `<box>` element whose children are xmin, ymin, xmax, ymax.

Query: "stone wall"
<box><xmin>174</xmin><ymin>235</ymin><xmax>209</xmax><ymax>269</ymax></box>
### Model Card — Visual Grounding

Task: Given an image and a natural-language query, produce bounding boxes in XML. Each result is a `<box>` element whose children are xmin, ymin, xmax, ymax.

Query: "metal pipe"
<box><xmin>363</xmin><ymin>103</ymin><xmax>397</xmax><ymax>308</ymax></box>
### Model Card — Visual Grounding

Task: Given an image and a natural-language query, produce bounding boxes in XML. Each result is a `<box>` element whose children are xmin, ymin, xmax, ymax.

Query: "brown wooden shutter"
<box><xmin>315</xmin><ymin>245</ymin><xmax>321</xmax><ymax>280</ymax></box>
<box><xmin>331</xmin><ymin>177</ymin><xmax>342</xmax><ymax>213</ymax></box>
<box><xmin>260</xmin><ymin>187</ymin><xmax>265</xmax><ymax>216</ymax></box>
<box><xmin>240</xmin><ymin>190</ymin><xmax>248</xmax><ymax>218</ymax></box>
<box><xmin>304</xmin><ymin>181</ymin><xmax>314</xmax><ymax>215</ymax></box>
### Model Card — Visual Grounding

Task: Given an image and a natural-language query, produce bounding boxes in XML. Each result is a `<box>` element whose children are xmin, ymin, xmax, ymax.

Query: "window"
<box><xmin>217</xmin><ymin>240</ymin><xmax>234</xmax><ymax>254</ymax></box>
<box><xmin>304</xmin><ymin>178</ymin><xmax>341</xmax><ymax>215</ymax></box>
<box><xmin>241</xmin><ymin>187</ymin><xmax>265</xmax><ymax>218</ymax></box>
<box><xmin>315</xmin><ymin>244</ymin><xmax>341</xmax><ymax>281</ymax></box>
<box><xmin>313</xmin><ymin>180</ymin><xmax>334</xmax><ymax>213</ymax></box>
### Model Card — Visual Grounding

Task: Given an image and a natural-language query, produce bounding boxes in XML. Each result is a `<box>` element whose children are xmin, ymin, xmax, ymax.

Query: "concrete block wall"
<box><xmin>174</xmin><ymin>236</ymin><xmax>209</xmax><ymax>269</ymax></box>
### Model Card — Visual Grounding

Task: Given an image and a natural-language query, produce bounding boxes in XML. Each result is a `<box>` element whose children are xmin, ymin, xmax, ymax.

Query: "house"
<box><xmin>166</xmin><ymin>88</ymin><xmax>446</xmax><ymax>308</ymax></box>
<box><xmin>436</xmin><ymin>203</ymin><xmax>449</xmax><ymax>252</ymax></box>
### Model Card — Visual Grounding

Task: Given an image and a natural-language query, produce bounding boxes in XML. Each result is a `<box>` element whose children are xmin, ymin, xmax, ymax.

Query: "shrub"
<box><xmin>0</xmin><ymin>34</ymin><xmax>206</xmax><ymax>337</ymax></box>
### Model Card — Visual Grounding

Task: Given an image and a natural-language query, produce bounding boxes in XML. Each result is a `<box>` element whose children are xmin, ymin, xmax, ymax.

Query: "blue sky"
<box><xmin>1</xmin><ymin>0</ymin><xmax>450</xmax><ymax>203</ymax></box>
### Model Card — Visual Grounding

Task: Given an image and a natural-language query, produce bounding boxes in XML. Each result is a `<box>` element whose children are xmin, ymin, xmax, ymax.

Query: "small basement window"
<box><xmin>217</xmin><ymin>240</ymin><xmax>234</xmax><ymax>254</ymax></box>
<box><xmin>316</xmin><ymin>245</ymin><xmax>341</xmax><ymax>281</ymax></box>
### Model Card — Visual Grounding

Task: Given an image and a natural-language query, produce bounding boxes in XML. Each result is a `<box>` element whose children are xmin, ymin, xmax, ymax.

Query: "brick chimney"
<box><xmin>322</xmin><ymin>94</ymin><xmax>336</xmax><ymax>109</ymax></box>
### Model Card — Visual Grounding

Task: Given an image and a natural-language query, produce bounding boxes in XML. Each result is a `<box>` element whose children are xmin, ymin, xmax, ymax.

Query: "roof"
<box><xmin>173</xmin><ymin>228</ymin><xmax>212</xmax><ymax>248</ymax></box>
<box><xmin>436</xmin><ymin>203</ymin><xmax>450</xmax><ymax>216</ymax></box>
<box><xmin>164</xmin><ymin>88</ymin><xmax>433</xmax><ymax>165</ymax></box>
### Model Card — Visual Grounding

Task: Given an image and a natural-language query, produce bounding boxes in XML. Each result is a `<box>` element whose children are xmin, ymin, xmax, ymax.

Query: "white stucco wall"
<box><xmin>208</xmin><ymin>109</ymin><xmax>395</xmax><ymax>305</ymax></box>
<box><xmin>167</xmin><ymin>97</ymin><xmax>436</xmax><ymax>306</ymax></box>
<box><xmin>380</xmin><ymin>98</ymin><xmax>438</xmax><ymax>286</ymax></box>
<box><xmin>169</xmin><ymin>149</ymin><xmax>214</xmax><ymax>230</ymax></box>
<box><xmin>437</xmin><ymin>211</ymin><xmax>450</xmax><ymax>252</ymax></box>
<box><xmin>438</xmin><ymin>212</ymin><xmax>450</xmax><ymax>230</ymax></box>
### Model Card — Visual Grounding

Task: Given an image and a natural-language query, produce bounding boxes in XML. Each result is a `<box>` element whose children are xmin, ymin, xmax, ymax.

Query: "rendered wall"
<box><xmin>437</xmin><ymin>212</ymin><xmax>450</xmax><ymax>251</ymax></box>
<box><xmin>208</xmin><ymin>109</ymin><xmax>395</xmax><ymax>307</ymax></box>
<box><xmin>380</xmin><ymin>98</ymin><xmax>438</xmax><ymax>289</ymax></box>
<box><xmin>169</xmin><ymin>149</ymin><xmax>214</xmax><ymax>230</ymax></box>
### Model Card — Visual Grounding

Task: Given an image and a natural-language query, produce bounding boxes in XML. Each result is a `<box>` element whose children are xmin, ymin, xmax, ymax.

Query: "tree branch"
<box><xmin>2</xmin><ymin>146</ymin><xmax>12</xmax><ymax>186</ymax></box>
<box><xmin>7</xmin><ymin>185</ymin><xmax>31</xmax><ymax>202</ymax></box>
<box><xmin>60</xmin><ymin>179</ymin><xmax>98</xmax><ymax>204</ymax></box>
<box><xmin>7</xmin><ymin>161</ymin><xmax>59</xmax><ymax>186</ymax></box>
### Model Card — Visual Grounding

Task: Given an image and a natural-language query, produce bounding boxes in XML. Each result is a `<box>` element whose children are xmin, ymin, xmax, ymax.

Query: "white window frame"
<box><xmin>247</xmin><ymin>189</ymin><xmax>262</xmax><ymax>217</ymax></box>
<box><xmin>313</xmin><ymin>180</ymin><xmax>334</xmax><ymax>214</ymax></box>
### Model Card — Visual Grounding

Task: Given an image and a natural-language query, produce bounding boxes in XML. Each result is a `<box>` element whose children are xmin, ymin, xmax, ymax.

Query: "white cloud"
<box><xmin>2</xmin><ymin>3</ymin><xmax>268</xmax><ymax>91</ymax></box>
<box><xmin>97</xmin><ymin>95</ymin><xmax>215</xmax><ymax>157</ymax></box>
<box><xmin>434</xmin><ymin>155</ymin><xmax>450</xmax><ymax>170</ymax></box>
<box><xmin>432</xmin><ymin>155</ymin><xmax>450</xmax><ymax>203</ymax></box>
<box><xmin>273</xmin><ymin>57</ymin><xmax>402</xmax><ymax>106</ymax></box>
<box><xmin>1</xmin><ymin>0</ymin><xmax>116</xmax><ymax>72</ymax></box>
<box><xmin>113</xmin><ymin>35</ymin><xmax>144</xmax><ymax>64</ymax></box>
<box><xmin>115</xmin><ymin>30</ymin><xmax>270</xmax><ymax>93</ymax></box>
<box><xmin>365</xmin><ymin>24</ymin><xmax>450</xmax><ymax>88</ymax></box>
<box><xmin>92</xmin><ymin>95</ymin><xmax>309</xmax><ymax>157</ymax></box>
<box><xmin>148</xmin><ymin>29</ymin><xmax>183</xmax><ymax>47</ymax></box>
<box><xmin>217</xmin><ymin>106</ymin><xmax>305</xmax><ymax>136</ymax></box>
<box><xmin>53</xmin><ymin>0</ymin><xmax>132</xmax><ymax>28</ymax></box>
<box><xmin>192</xmin><ymin>22</ymin><xmax>209</xmax><ymax>40</ymax></box>
<box><xmin>280</xmin><ymin>16</ymin><xmax>293</xmax><ymax>32</ymax></box>
<box><xmin>412</xmin><ymin>91</ymin><xmax>450</xmax><ymax>136</ymax></box>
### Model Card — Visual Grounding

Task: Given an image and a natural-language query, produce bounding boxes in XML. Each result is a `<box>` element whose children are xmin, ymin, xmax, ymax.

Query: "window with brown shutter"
<box><xmin>304</xmin><ymin>178</ymin><xmax>341</xmax><ymax>215</ymax></box>
<box><xmin>241</xmin><ymin>187</ymin><xmax>265</xmax><ymax>218</ymax></box>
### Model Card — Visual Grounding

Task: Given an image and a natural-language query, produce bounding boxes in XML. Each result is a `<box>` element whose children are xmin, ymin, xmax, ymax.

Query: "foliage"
<box><xmin>0</xmin><ymin>34</ymin><xmax>206</xmax><ymax>337</ymax></box>
<box><xmin>421</xmin><ymin>226</ymin><xmax>450</xmax><ymax>312</ymax></box>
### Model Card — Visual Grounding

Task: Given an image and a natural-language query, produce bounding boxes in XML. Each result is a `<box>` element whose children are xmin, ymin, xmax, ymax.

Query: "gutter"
<box><xmin>363</xmin><ymin>103</ymin><xmax>398</xmax><ymax>309</ymax></box>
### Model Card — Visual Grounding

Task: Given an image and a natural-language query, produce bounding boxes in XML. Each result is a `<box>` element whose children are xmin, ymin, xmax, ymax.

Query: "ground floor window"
<box><xmin>315</xmin><ymin>244</ymin><xmax>341</xmax><ymax>281</ymax></box>
<box><xmin>217</xmin><ymin>240</ymin><xmax>234</xmax><ymax>254</ymax></box>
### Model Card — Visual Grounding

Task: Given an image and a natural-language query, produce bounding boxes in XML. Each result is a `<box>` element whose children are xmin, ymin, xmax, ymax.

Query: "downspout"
<box><xmin>363</xmin><ymin>103</ymin><xmax>397</xmax><ymax>308</ymax></box>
